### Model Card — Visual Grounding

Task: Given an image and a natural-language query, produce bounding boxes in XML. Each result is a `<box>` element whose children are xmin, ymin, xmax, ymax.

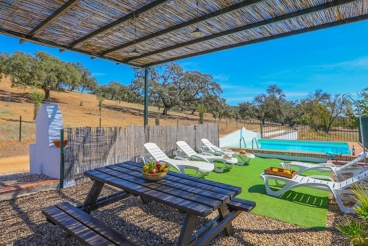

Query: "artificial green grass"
<box><xmin>201</xmin><ymin>157</ymin><xmax>330</xmax><ymax>230</ymax></box>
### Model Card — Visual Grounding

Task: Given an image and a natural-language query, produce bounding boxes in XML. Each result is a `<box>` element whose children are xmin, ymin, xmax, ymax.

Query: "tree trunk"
<box><xmin>162</xmin><ymin>108</ymin><xmax>169</xmax><ymax>115</ymax></box>
<box><xmin>45</xmin><ymin>89</ymin><xmax>50</xmax><ymax>100</ymax></box>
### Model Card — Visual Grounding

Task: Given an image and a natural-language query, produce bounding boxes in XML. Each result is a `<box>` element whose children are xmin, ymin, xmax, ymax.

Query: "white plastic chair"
<box><xmin>280</xmin><ymin>152</ymin><xmax>368</xmax><ymax>181</ymax></box>
<box><xmin>144</xmin><ymin>143</ymin><xmax>214</xmax><ymax>176</ymax></box>
<box><xmin>176</xmin><ymin>141</ymin><xmax>235</xmax><ymax>173</ymax></box>
<box><xmin>200</xmin><ymin>138</ymin><xmax>255</xmax><ymax>165</ymax></box>
<box><xmin>260</xmin><ymin>170</ymin><xmax>368</xmax><ymax>214</ymax></box>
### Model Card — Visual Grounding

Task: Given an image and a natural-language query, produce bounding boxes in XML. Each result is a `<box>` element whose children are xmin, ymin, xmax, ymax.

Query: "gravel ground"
<box><xmin>0</xmin><ymin>173</ymin><xmax>51</xmax><ymax>188</ymax></box>
<box><xmin>0</xmin><ymin>180</ymin><xmax>350</xmax><ymax>246</ymax></box>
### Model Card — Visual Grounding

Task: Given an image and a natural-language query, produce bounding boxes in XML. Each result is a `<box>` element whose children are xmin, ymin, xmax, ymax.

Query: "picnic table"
<box><xmin>43</xmin><ymin>161</ymin><xmax>256</xmax><ymax>246</ymax></box>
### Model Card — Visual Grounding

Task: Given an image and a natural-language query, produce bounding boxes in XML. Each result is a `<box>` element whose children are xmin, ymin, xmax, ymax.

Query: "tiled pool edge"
<box><xmin>231</xmin><ymin>148</ymin><xmax>357</xmax><ymax>163</ymax></box>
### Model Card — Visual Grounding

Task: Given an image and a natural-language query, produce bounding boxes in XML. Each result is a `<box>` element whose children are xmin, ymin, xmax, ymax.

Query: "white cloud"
<box><xmin>308</xmin><ymin>57</ymin><xmax>368</xmax><ymax>70</ymax></box>
<box><xmin>213</xmin><ymin>74</ymin><xmax>229</xmax><ymax>82</ymax></box>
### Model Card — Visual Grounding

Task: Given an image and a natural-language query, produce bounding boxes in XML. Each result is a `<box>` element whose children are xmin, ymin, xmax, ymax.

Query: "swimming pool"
<box><xmin>227</xmin><ymin>139</ymin><xmax>351</xmax><ymax>155</ymax></box>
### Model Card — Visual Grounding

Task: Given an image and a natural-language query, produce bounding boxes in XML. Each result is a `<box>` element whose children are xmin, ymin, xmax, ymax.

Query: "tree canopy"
<box><xmin>131</xmin><ymin>63</ymin><xmax>223</xmax><ymax>115</ymax></box>
<box><xmin>0</xmin><ymin>52</ymin><xmax>93</xmax><ymax>99</ymax></box>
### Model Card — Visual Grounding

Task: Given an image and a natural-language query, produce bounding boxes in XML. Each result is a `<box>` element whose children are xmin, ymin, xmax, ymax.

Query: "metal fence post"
<box><xmin>59</xmin><ymin>129</ymin><xmax>65</xmax><ymax>189</ymax></box>
<box><xmin>19</xmin><ymin>116</ymin><xmax>22</xmax><ymax>142</ymax></box>
<box><xmin>260</xmin><ymin>119</ymin><xmax>263</xmax><ymax>138</ymax></box>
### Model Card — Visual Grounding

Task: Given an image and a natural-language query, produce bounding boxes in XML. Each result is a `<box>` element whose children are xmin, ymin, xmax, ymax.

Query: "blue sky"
<box><xmin>1</xmin><ymin>20</ymin><xmax>368</xmax><ymax>106</ymax></box>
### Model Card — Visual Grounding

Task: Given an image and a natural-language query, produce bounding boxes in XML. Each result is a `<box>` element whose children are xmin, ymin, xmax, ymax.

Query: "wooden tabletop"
<box><xmin>84</xmin><ymin>161</ymin><xmax>242</xmax><ymax>217</ymax></box>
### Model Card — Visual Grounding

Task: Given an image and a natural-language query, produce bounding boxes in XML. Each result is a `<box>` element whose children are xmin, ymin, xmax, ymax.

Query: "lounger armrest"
<box><xmin>214</xmin><ymin>151</ymin><xmax>226</xmax><ymax>156</ymax></box>
<box><xmin>174</xmin><ymin>150</ymin><xmax>190</xmax><ymax>159</ymax></box>
<box><xmin>190</xmin><ymin>155</ymin><xmax>211</xmax><ymax>163</ymax></box>
<box><xmin>158</xmin><ymin>160</ymin><xmax>183</xmax><ymax>173</ymax></box>
<box><xmin>199</xmin><ymin>146</ymin><xmax>214</xmax><ymax>153</ymax></box>
<box><xmin>174</xmin><ymin>156</ymin><xmax>189</xmax><ymax>161</ymax></box>
<box><xmin>139</xmin><ymin>154</ymin><xmax>154</xmax><ymax>164</ymax></box>
<box><xmin>200</xmin><ymin>151</ymin><xmax>215</xmax><ymax>156</ymax></box>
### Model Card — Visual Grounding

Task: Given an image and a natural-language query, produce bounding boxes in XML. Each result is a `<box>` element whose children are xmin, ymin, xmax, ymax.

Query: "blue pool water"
<box><xmin>256</xmin><ymin>139</ymin><xmax>351</xmax><ymax>154</ymax></box>
<box><xmin>227</xmin><ymin>139</ymin><xmax>350</xmax><ymax>155</ymax></box>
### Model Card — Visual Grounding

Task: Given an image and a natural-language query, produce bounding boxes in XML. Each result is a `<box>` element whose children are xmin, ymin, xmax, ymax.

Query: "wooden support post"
<box><xmin>177</xmin><ymin>214</ymin><xmax>197</xmax><ymax>246</ymax></box>
<box><xmin>82</xmin><ymin>181</ymin><xmax>105</xmax><ymax>214</ymax></box>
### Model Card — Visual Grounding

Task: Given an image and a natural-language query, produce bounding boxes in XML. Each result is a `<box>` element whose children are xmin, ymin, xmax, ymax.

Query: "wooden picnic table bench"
<box><xmin>42</xmin><ymin>202</ymin><xmax>140</xmax><ymax>246</ymax></box>
<box><xmin>43</xmin><ymin>161</ymin><xmax>255</xmax><ymax>246</ymax></box>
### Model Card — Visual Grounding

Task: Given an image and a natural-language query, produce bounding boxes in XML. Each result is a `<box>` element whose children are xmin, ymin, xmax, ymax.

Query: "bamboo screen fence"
<box><xmin>63</xmin><ymin>123</ymin><xmax>219</xmax><ymax>182</ymax></box>
<box><xmin>1</xmin><ymin>0</ymin><xmax>367</xmax><ymax>67</ymax></box>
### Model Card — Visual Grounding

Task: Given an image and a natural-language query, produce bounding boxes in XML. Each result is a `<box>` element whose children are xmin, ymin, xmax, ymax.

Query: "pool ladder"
<box><xmin>251</xmin><ymin>137</ymin><xmax>259</xmax><ymax>154</ymax></box>
<box><xmin>239</xmin><ymin>137</ymin><xmax>247</xmax><ymax>149</ymax></box>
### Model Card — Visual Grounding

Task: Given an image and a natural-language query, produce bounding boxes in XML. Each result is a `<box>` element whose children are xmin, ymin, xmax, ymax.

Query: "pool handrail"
<box><xmin>251</xmin><ymin>137</ymin><xmax>259</xmax><ymax>153</ymax></box>
<box><xmin>239</xmin><ymin>136</ymin><xmax>247</xmax><ymax>149</ymax></box>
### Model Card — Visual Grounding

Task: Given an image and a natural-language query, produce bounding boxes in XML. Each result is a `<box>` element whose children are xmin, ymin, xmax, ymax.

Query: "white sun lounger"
<box><xmin>200</xmin><ymin>138</ymin><xmax>234</xmax><ymax>155</ymax></box>
<box><xmin>280</xmin><ymin>152</ymin><xmax>368</xmax><ymax>181</ymax></box>
<box><xmin>176</xmin><ymin>141</ymin><xmax>236</xmax><ymax>173</ymax></box>
<box><xmin>200</xmin><ymin>138</ymin><xmax>255</xmax><ymax>165</ymax></box>
<box><xmin>261</xmin><ymin>170</ymin><xmax>368</xmax><ymax>214</ymax></box>
<box><xmin>144</xmin><ymin>143</ymin><xmax>214</xmax><ymax>176</ymax></box>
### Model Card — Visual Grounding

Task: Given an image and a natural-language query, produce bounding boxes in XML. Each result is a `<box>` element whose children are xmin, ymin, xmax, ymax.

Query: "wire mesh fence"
<box><xmin>260</xmin><ymin>118</ymin><xmax>359</xmax><ymax>142</ymax></box>
<box><xmin>0</xmin><ymin>111</ymin><xmax>35</xmax><ymax>142</ymax></box>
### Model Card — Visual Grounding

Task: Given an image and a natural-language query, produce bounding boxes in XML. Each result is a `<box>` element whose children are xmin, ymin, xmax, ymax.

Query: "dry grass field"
<box><xmin>0</xmin><ymin>76</ymin><xmax>260</xmax><ymax>160</ymax></box>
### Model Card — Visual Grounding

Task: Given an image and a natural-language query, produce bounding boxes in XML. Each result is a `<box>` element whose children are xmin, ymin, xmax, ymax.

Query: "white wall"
<box><xmin>220</xmin><ymin>127</ymin><xmax>259</xmax><ymax>148</ymax></box>
<box><xmin>30</xmin><ymin>104</ymin><xmax>63</xmax><ymax>179</ymax></box>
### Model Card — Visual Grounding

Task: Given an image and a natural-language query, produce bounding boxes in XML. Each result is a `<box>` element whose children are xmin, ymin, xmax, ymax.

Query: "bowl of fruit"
<box><xmin>142</xmin><ymin>161</ymin><xmax>169</xmax><ymax>181</ymax></box>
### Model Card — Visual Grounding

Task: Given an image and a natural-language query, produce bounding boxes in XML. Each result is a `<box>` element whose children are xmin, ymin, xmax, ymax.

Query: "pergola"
<box><xmin>1</xmin><ymin>0</ymin><xmax>367</xmax><ymax>126</ymax></box>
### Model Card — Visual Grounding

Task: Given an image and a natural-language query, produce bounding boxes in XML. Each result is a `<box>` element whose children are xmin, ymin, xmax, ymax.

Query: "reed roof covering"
<box><xmin>1</xmin><ymin>0</ymin><xmax>368</xmax><ymax>67</ymax></box>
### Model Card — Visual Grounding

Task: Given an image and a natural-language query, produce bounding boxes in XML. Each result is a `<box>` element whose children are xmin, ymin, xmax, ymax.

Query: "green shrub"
<box><xmin>155</xmin><ymin>114</ymin><xmax>160</xmax><ymax>126</ymax></box>
<box><xmin>197</xmin><ymin>104</ymin><xmax>206</xmax><ymax>124</ymax></box>
<box><xmin>97</xmin><ymin>95</ymin><xmax>104</xmax><ymax>115</ymax></box>
<box><xmin>336</xmin><ymin>185</ymin><xmax>368</xmax><ymax>245</ymax></box>
<box><xmin>29</xmin><ymin>90</ymin><xmax>44</xmax><ymax>120</ymax></box>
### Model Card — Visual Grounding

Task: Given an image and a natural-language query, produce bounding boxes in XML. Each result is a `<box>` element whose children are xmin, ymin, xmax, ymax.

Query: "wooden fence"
<box><xmin>63</xmin><ymin>123</ymin><xmax>219</xmax><ymax>182</ymax></box>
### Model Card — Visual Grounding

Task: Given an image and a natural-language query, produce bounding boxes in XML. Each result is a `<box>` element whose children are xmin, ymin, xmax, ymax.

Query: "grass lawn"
<box><xmin>201</xmin><ymin>157</ymin><xmax>330</xmax><ymax>230</ymax></box>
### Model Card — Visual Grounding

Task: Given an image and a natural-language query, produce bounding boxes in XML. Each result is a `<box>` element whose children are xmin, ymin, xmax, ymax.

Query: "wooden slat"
<box><xmin>56</xmin><ymin>202</ymin><xmax>139</xmax><ymax>246</ymax></box>
<box><xmin>98</xmin><ymin>166</ymin><xmax>222</xmax><ymax>209</ymax></box>
<box><xmin>42</xmin><ymin>206</ymin><xmax>116</xmax><ymax>246</ymax></box>
<box><xmin>124</xmin><ymin>161</ymin><xmax>241</xmax><ymax>194</ymax></box>
<box><xmin>126</xmin><ymin>0</ymin><xmax>358</xmax><ymax>63</ymax></box>
<box><xmin>28</xmin><ymin>0</ymin><xmax>80</xmax><ymax>37</ymax></box>
<box><xmin>106</xmin><ymin>165</ymin><xmax>228</xmax><ymax>202</ymax></box>
<box><xmin>227</xmin><ymin>198</ymin><xmax>256</xmax><ymax>212</ymax></box>
<box><xmin>70</xmin><ymin>0</ymin><xmax>171</xmax><ymax>47</ymax></box>
<box><xmin>84</xmin><ymin>170</ymin><xmax>213</xmax><ymax>217</ymax></box>
<box><xmin>118</xmin><ymin>162</ymin><xmax>237</xmax><ymax>198</ymax></box>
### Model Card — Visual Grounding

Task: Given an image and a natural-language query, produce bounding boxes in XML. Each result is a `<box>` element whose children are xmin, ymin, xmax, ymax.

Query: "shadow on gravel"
<box><xmin>0</xmin><ymin>173</ymin><xmax>50</xmax><ymax>188</ymax></box>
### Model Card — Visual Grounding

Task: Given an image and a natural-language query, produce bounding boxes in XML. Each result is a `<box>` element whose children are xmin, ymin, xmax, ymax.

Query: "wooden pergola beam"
<box><xmin>0</xmin><ymin>27</ymin><xmax>139</xmax><ymax>67</ymax></box>
<box><xmin>69</xmin><ymin>0</ymin><xmax>170</xmax><ymax>48</ymax></box>
<box><xmin>101</xmin><ymin>0</ymin><xmax>265</xmax><ymax>56</ymax></box>
<box><xmin>145</xmin><ymin>13</ymin><xmax>368</xmax><ymax>67</ymax></box>
<box><xmin>28</xmin><ymin>0</ymin><xmax>80</xmax><ymax>37</ymax></box>
<box><xmin>125</xmin><ymin>0</ymin><xmax>358</xmax><ymax>62</ymax></box>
